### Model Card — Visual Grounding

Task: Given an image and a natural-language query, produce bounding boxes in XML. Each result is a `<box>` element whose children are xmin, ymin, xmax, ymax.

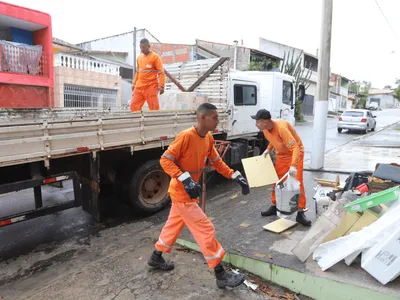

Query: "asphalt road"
<box><xmin>296</xmin><ymin>108</ymin><xmax>400</xmax><ymax>163</ymax></box>
<box><xmin>0</xmin><ymin>108</ymin><xmax>399</xmax><ymax>285</ymax></box>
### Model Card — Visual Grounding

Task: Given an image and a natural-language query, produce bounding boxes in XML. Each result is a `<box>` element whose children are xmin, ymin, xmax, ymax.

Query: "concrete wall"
<box><xmin>121</xmin><ymin>78</ymin><xmax>132</xmax><ymax>105</ymax></box>
<box><xmin>90</xmin><ymin>53</ymin><xmax>127</xmax><ymax>63</ymax></box>
<box><xmin>368</xmin><ymin>94</ymin><xmax>397</xmax><ymax>108</ymax></box>
<box><xmin>259</xmin><ymin>38</ymin><xmax>317</xmax><ymax>103</ymax></box>
<box><xmin>54</xmin><ymin>67</ymin><xmax>122</xmax><ymax>107</ymax></box>
<box><xmin>77</xmin><ymin>29</ymin><xmax>159</xmax><ymax>66</ymax></box>
<box><xmin>197</xmin><ymin>40</ymin><xmax>250</xmax><ymax>70</ymax></box>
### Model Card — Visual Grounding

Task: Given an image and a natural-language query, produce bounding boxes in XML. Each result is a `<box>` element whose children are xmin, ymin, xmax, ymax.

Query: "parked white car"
<box><xmin>337</xmin><ymin>109</ymin><xmax>377</xmax><ymax>134</ymax></box>
<box><xmin>368</xmin><ymin>102</ymin><xmax>379</xmax><ymax>110</ymax></box>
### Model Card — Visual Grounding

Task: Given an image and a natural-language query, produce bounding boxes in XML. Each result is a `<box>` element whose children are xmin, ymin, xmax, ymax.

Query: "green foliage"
<box><xmin>280</xmin><ymin>50</ymin><xmax>312</xmax><ymax>123</ymax></box>
<box><xmin>393</xmin><ymin>79</ymin><xmax>400</xmax><ymax>102</ymax></box>
<box><xmin>248</xmin><ymin>58</ymin><xmax>279</xmax><ymax>71</ymax></box>
<box><xmin>349</xmin><ymin>81</ymin><xmax>371</xmax><ymax>109</ymax></box>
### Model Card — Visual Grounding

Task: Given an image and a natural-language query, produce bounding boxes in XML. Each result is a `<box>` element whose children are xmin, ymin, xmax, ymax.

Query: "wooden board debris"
<box><xmin>263</xmin><ymin>218</ymin><xmax>298</xmax><ymax>234</ymax></box>
<box><xmin>241</xmin><ymin>155</ymin><xmax>278</xmax><ymax>188</ymax></box>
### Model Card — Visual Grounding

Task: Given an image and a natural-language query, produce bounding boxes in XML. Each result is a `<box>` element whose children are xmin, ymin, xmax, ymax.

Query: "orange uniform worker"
<box><xmin>130</xmin><ymin>38</ymin><xmax>165</xmax><ymax>112</ymax></box>
<box><xmin>252</xmin><ymin>109</ymin><xmax>311</xmax><ymax>226</ymax></box>
<box><xmin>147</xmin><ymin>103</ymin><xmax>251</xmax><ymax>289</ymax></box>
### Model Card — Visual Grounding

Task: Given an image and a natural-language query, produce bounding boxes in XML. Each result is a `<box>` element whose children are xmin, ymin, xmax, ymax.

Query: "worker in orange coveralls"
<box><xmin>147</xmin><ymin>103</ymin><xmax>251</xmax><ymax>289</ymax></box>
<box><xmin>130</xmin><ymin>38</ymin><xmax>165</xmax><ymax>111</ymax></box>
<box><xmin>252</xmin><ymin>109</ymin><xmax>311</xmax><ymax>226</ymax></box>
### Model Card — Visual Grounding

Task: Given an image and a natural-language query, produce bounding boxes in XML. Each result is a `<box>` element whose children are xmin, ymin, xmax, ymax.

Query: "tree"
<box><xmin>248</xmin><ymin>57</ymin><xmax>279</xmax><ymax>71</ymax></box>
<box><xmin>348</xmin><ymin>81</ymin><xmax>371</xmax><ymax>109</ymax></box>
<box><xmin>280</xmin><ymin>50</ymin><xmax>312</xmax><ymax>122</ymax></box>
<box><xmin>393</xmin><ymin>79</ymin><xmax>400</xmax><ymax>102</ymax></box>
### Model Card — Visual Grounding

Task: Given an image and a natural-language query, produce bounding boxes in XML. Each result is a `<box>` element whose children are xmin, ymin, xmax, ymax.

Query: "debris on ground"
<box><xmin>297</xmin><ymin>165</ymin><xmax>400</xmax><ymax>286</ymax></box>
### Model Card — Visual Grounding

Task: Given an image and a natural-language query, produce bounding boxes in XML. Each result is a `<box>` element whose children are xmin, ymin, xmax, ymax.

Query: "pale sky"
<box><xmin>7</xmin><ymin>0</ymin><xmax>400</xmax><ymax>88</ymax></box>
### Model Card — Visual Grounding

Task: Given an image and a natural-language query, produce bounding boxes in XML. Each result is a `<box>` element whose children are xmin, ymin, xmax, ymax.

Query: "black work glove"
<box><xmin>232</xmin><ymin>171</ymin><xmax>250</xmax><ymax>195</ymax></box>
<box><xmin>178</xmin><ymin>172</ymin><xmax>202</xmax><ymax>199</ymax></box>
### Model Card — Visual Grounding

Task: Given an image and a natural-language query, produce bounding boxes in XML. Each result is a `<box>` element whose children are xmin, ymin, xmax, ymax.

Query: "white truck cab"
<box><xmin>227</xmin><ymin>71</ymin><xmax>298</xmax><ymax>138</ymax></box>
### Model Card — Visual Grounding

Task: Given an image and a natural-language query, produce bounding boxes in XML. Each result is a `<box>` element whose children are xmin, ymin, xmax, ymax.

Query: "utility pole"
<box><xmin>311</xmin><ymin>0</ymin><xmax>333</xmax><ymax>169</ymax></box>
<box><xmin>133</xmin><ymin>27</ymin><xmax>137</xmax><ymax>82</ymax></box>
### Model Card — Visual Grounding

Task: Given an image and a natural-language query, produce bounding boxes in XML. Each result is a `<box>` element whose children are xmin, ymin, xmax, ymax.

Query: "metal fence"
<box><xmin>64</xmin><ymin>84</ymin><xmax>119</xmax><ymax>108</ymax></box>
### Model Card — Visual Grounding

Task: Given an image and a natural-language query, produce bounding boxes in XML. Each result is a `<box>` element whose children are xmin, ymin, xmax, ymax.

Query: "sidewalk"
<box><xmin>321</xmin><ymin>123</ymin><xmax>400</xmax><ymax>172</ymax></box>
<box><xmin>176</xmin><ymin>171</ymin><xmax>400</xmax><ymax>300</ymax></box>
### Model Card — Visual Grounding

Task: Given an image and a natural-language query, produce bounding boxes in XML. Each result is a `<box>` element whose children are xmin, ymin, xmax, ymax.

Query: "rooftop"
<box><xmin>369</xmin><ymin>89</ymin><xmax>393</xmax><ymax>95</ymax></box>
<box><xmin>76</xmin><ymin>28</ymin><xmax>161</xmax><ymax>45</ymax></box>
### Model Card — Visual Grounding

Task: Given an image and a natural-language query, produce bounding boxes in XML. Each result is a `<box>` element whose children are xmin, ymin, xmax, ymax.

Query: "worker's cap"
<box><xmin>251</xmin><ymin>109</ymin><xmax>271</xmax><ymax>120</ymax></box>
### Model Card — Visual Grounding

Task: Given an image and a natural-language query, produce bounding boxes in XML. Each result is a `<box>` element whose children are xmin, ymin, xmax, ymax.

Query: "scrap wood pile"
<box><xmin>292</xmin><ymin>163</ymin><xmax>400</xmax><ymax>286</ymax></box>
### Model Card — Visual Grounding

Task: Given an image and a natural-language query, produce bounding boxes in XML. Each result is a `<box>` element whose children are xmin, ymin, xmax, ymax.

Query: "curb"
<box><xmin>176</xmin><ymin>238</ymin><xmax>398</xmax><ymax>300</ymax></box>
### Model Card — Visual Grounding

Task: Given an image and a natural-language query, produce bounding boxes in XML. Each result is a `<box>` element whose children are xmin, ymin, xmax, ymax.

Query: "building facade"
<box><xmin>258</xmin><ymin>38</ymin><xmax>319</xmax><ymax>116</ymax></box>
<box><xmin>368</xmin><ymin>89</ymin><xmax>398</xmax><ymax>109</ymax></box>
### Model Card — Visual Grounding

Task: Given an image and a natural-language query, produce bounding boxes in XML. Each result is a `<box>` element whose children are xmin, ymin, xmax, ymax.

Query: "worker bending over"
<box><xmin>130</xmin><ymin>38</ymin><xmax>165</xmax><ymax>112</ymax></box>
<box><xmin>147</xmin><ymin>103</ymin><xmax>251</xmax><ymax>289</ymax></box>
<box><xmin>252</xmin><ymin>109</ymin><xmax>311</xmax><ymax>226</ymax></box>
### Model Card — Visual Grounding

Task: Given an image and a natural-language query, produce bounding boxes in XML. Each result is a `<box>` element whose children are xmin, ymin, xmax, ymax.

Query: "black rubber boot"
<box><xmin>296</xmin><ymin>211</ymin><xmax>311</xmax><ymax>226</ymax></box>
<box><xmin>147</xmin><ymin>250</ymin><xmax>175</xmax><ymax>271</ymax></box>
<box><xmin>214</xmin><ymin>263</ymin><xmax>245</xmax><ymax>289</ymax></box>
<box><xmin>261</xmin><ymin>205</ymin><xmax>277</xmax><ymax>217</ymax></box>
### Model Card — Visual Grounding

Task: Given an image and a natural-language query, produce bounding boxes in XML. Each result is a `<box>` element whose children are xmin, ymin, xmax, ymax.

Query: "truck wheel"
<box><xmin>129</xmin><ymin>159</ymin><xmax>171</xmax><ymax>213</ymax></box>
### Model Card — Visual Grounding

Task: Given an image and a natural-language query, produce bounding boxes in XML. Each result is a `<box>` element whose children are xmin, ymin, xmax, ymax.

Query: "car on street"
<box><xmin>337</xmin><ymin>109</ymin><xmax>377</xmax><ymax>134</ymax></box>
<box><xmin>368</xmin><ymin>102</ymin><xmax>379</xmax><ymax>110</ymax></box>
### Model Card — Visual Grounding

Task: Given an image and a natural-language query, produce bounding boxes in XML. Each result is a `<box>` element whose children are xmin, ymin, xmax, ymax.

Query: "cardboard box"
<box><xmin>324</xmin><ymin>205</ymin><xmax>388</xmax><ymax>243</ymax></box>
<box><xmin>361</xmin><ymin>225</ymin><xmax>400</xmax><ymax>285</ymax></box>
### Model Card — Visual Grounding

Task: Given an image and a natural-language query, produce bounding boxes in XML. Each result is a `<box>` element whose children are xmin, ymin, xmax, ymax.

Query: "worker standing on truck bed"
<box><xmin>130</xmin><ymin>38</ymin><xmax>165</xmax><ymax>112</ymax></box>
<box><xmin>147</xmin><ymin>103</ymin><xmax>251</xmax><ymax>289</ymax></box>
<box><xmin>251</xmin><ymin>109</ymin><xmax>311</xmax><ymax>226</ymax></box>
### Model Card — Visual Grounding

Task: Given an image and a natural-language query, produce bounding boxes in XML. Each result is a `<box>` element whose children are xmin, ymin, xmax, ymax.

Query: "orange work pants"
<box><xmin>271</xmin><ymin>151</ymin><xmax>306</xmax><ymax>209</ymax></box>
<box><xmin>130</xmin><ymin>84</ymin><xmax>159</xmax><ymax>112</ymax></box>
<box><xmin>155</xmin><ymin>201</ymin><xmax>225</xmax><ymax>269</ymax></box>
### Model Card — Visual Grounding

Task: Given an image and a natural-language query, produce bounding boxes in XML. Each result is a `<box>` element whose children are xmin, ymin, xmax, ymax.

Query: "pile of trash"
<box><xmin>292</xmin><ymin>163</ymin><xmax>400</xmax><ymax>285</ymax></box>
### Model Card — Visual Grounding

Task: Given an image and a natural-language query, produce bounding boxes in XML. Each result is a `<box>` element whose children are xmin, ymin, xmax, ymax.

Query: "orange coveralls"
<box><xmin>130</xmin><ymin>51</ymin><xmax>165</xmax><ymax>111</ymax></box>
<box><xmin>155</xmin><ymin>127</ymin><xmax>234</xmax><ymax>269</ymax></box>
<box><xmin>263</xmin><ymin>120</ymin><xmax>306</xmax><ymax>209</ymax></box>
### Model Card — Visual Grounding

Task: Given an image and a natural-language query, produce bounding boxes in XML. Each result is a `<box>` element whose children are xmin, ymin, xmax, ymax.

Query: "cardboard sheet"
<box><xmin>263</xmin><ymin>218</ymin><xmax>297</xmax><ymax>233</ymax></box>
<box><xmin>241</xmin><ymin>155</ymin><xmax>278</xmax><ymax>188</ymax></box>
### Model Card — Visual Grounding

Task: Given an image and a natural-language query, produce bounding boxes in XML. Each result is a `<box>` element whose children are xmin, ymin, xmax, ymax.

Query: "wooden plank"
<box><xmin>263</xmin><ymin>219</ymin><xmax>298</xmax><ymax>234</ymax></box>
<box><xmin>164</xmin><ymin>69</ymin><xmax>186</xmax><ymax>92</ymax></box>
<box><xmin>241</xmin><ymin>155</ymin><xmax>278</xmax><ymax>188</ymax></box>
<box><xmin>186</xmin><ymin>57</ymin><xmax>229</xmax><ymax>92</ymax></box>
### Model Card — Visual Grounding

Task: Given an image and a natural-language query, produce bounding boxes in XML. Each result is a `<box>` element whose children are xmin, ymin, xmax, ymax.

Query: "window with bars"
<box><xmin>64</xmin><ymin>84</ymin><xmax>118</xmax><ymax>108</ymax></box>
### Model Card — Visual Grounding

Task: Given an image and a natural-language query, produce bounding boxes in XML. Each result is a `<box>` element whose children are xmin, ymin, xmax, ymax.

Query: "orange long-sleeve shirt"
<box><xmin>160</xmin><ymin>127</ymin><xmax>234</xmax><ymax>203</ymax></box>
<box><xmin>264</xmin><ymin>120</ymin><xmax>304</xmax><ymax>168</ymax></box>
<box><xmin>133</xmin><ymin>51</ymin><xmax>165</xmax><ymax>89</ymax></box>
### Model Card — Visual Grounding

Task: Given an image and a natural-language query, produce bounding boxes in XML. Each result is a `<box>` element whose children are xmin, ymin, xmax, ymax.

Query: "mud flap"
<box><xmin>81</xmin><ymin>152</ymin><xmax>102</xmax><ymax>221</ymax></box>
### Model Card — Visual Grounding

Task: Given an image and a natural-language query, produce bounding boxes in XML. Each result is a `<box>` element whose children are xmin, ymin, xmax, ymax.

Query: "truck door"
<box><xmin>230</xmin><ymin>81</ymin><xmax>259</xmax><ymax>136</ymax></box>
<box><xmin>272</xmin><ymin>77</ymin><xmax>295</xmax><ymax>125</ymax></box>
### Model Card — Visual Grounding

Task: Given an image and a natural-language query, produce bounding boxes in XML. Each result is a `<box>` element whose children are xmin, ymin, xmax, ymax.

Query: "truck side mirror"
<box><xmin>298</xmin><ymin>84</ymin><xmax>305</xmax><ymax>102</ymax></box>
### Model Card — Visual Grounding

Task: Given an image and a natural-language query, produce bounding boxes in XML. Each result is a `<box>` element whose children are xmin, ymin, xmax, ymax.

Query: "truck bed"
<box><xmin>0</xmin><ymin>108</ymin><xmax>228</xmax><ymax>167</ymax></box>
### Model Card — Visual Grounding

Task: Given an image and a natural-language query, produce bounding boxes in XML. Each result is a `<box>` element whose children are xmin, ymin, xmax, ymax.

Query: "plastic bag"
<box><xmin>275</xmin><ymin>172</ymin><xmax>300</xmax><ymax>215</ymax></box>
<box><xmin>286</xmin><ymin>174</ymin><xmax>300</xmax><ymax>191</ymax></box>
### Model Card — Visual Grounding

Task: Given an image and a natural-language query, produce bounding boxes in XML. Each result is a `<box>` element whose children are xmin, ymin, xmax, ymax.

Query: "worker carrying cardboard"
<box><xmin>130</xmin><ymin>38</ymin><xmax>165</xmax><ymax>112</ymax></box>
<box><xmin>147</xmin><ymin>103</ymin><xmax>251</xmax><ymax>289</ymax></box>
<box><xmin>251</xmin><ymin>109</ymin><xmax>311</xmax><ymax>226</ymax></box>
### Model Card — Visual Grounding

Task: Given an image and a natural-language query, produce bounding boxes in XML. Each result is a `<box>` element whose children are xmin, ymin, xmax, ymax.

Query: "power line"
<box><xmin>374</xmin><ymin>0</ymin><xmax>400</xmax><ymax>41</ymax></box>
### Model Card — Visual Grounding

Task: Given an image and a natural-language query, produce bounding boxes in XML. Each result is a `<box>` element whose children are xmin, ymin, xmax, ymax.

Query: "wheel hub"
<box><xmin>140</xmin><ymin>170</ymin><xmax>169</xmax><ymax>205</ymax></box>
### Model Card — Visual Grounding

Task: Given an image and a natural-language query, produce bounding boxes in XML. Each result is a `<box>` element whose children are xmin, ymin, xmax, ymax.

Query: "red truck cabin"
<box><xmin>0</xmin><ymin>2</ymin><xmax>53</xmax><ymax>108</ymax></box>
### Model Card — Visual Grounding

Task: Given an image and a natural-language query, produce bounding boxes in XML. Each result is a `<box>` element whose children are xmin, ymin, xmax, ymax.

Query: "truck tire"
<box><xmin>128</xmin><ymin>159</ymin><xmax>171</xmax><ymax>213</ymax></box>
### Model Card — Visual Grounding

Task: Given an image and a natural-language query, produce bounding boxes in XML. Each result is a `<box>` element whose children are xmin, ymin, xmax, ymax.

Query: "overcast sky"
<box><xmin>8</xmin><ymin>0</ymin><xmax>400</xmax><ymax>88</ymax></box>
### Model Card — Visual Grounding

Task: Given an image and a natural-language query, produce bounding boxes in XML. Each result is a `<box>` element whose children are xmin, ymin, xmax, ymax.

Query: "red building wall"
<box><xmin>152</xmin><ymin>44</ymin><xmax>192</xmax><ymax>64</ymax></box>
<box><xmin>0</xmin><ymin>2</ymin><xmax>53</xmax><ymax>107</ymax></box>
